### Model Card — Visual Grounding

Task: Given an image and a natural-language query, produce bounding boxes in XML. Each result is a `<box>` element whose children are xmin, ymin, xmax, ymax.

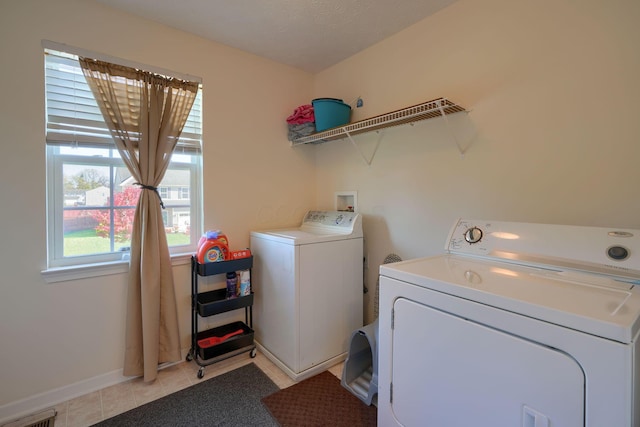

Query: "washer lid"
<box><xmin>380</xmin><ymin>254</ymin><xmax>640</xmax><ymax>344</ymax></box>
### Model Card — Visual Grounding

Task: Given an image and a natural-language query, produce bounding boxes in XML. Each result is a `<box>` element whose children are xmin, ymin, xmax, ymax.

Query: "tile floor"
<box><xmin>50</xmin><ymin>352</ymin><xmax>344</xmax><ymax>427</ymax></box>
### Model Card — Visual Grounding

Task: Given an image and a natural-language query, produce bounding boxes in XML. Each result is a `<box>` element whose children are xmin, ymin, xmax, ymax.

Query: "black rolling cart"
<box><xmin>186</xmin><ymin>255</ymin><xmax>257</xmax><ymax>379</ymax></box>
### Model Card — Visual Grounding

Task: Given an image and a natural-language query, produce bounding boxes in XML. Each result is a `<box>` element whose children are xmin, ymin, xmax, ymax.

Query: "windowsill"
<box><xmin>41</xmin><ymin>252</ymin><xmax>193</xmax><ymax>283</ymax></box>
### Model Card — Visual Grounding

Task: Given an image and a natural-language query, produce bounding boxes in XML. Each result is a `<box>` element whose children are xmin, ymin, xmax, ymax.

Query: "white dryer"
<box><xmin>379</xmin><ymin>219</ymin><xmax>640</xmax><ymax>427</ymax></box>
<box><xmin>250</xmin><ymin>210</ymin><xmax>363</xmax><ymax>381</ymax></box>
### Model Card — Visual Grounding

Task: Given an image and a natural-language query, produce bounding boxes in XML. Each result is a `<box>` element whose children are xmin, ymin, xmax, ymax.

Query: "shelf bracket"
<box><xmin>346</xmin><ymin>128</ymin><xmax>384</xmax><ymax>166</ymax></box>
<box><xmin>437</xmin><ymin>101</ymin><xmax>466</xmax><ymax>158</ymax></box>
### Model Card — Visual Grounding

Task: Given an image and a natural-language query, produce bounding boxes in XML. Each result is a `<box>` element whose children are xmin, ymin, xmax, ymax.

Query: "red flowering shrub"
<box><xmin>92</xmin><ymin>187</ymin><xmax>141</xmax><ymax>242</ymax></box>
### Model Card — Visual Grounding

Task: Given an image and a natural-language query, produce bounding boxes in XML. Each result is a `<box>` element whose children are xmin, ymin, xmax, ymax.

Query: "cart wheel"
<box><xmin>186</xmin><ymin>353</ymin><xmax>193</xmax><ymax>362</ymax></box>
<box><xmin>250</xmin><ymin>348</ymin><xmax>257</xmax><ymax>358</ymax></box>
<box><xmin>197</xmin><ymin>368</ymin><xmax>204</xmax><ymax>379</ymax></box>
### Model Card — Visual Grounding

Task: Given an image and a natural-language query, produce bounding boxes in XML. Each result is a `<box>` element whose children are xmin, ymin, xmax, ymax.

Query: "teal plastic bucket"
<box><xmin>312</xmin><ymin>98</ymin><xmax>351</xmax><ymax>131</ymax></box>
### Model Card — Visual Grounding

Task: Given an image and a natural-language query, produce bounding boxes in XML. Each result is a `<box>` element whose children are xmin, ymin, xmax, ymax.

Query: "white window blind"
<box><xmin>44</xmin><ymin>49</ymin><xmax>202</xmax><ymax>152</ymax></box>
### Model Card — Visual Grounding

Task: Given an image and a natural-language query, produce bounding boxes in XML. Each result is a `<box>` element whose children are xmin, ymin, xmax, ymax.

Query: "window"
<box><xmin>179</xmin><ymin>186</ymin><xmax>189</xmax><ymax>200</ymax></box>
<box><xmin>158</xmin><ymin>187</ymin><xmax>169</xmax><ymax>199</ymax></box>
<box><xmin>44</xmin><ymin>48</ymin><xmax>203</xmax><ymax>269</ymax></box>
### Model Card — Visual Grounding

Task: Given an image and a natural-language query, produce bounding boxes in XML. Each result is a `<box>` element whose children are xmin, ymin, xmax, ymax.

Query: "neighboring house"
<box><xmin>120</xmin><ymin>169</ymin><xmax>192</xmax><ymax>233</ymax></box>
<box><xmin>64</xmin><ymin>170</ymin><xmax>191</xmax><ymax>235</ymax></box>
<box><xmin>85</xmin><ymin>185</ymin><xmax>110</xmax><ymax>206</ymax></box>
<box><xmin>63</xmin><ymin>186</ymin><xmax>109</xmax><ymax>233</ymax></box>
<box><xmin>63</xmin><ymin>190</ymin><xmax>85</xmax><ymax>207</ymax></box>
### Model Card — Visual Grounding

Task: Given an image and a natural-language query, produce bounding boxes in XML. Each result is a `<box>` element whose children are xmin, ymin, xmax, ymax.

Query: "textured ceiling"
<box><xmin>94</xmin><ymin>0</ymin><xmax>459</xmax><ymax>73</ymax></box>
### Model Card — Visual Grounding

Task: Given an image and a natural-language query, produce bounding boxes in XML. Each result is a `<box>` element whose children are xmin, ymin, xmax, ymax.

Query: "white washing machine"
<box><xmin>379</xmin><ymin>219</ymin><xmax>640</xmax><ymax>427</ymax></box>
<box><xmin>250</xmin><ymin>210</ymin><xmax>363</xmax><ymax>381</ymax></box>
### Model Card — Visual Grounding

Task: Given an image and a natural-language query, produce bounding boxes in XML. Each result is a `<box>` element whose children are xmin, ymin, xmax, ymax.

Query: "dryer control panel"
<box><xmin>446</xmin><ymin>218</ymin><xmax>640</xmax><ymax>284</ymax></box>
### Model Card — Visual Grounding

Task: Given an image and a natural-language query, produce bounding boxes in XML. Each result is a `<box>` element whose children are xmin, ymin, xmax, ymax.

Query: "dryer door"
<box><xmin>391</xmin><ymin>298</ymin><xmax>585</xmax><ymax>427</ymax></box>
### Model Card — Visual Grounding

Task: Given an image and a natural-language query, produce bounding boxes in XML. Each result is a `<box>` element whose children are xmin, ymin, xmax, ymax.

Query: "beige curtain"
<box><xmin>79</xmin><ymin>58</ymin><xmax>199</xmax><ymax>382</ymax></box>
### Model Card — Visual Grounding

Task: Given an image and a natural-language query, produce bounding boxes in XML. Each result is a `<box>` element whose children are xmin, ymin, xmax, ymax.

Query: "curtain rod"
<box><xmin>41</xmin><ymin>39</ymin><xmax>203</xmax><ymax>84</ymax></box>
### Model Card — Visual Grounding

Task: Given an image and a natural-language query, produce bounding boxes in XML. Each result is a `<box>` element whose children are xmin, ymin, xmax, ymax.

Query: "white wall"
<box><xmin>0</xmin><ymin>0</ymin><xmax>314</xmax><ymax>413</ymax></box>
<box><xmin>312</xmin><ymin>0</ymin><xmax>640</xmax><ymax>322</ymax></box>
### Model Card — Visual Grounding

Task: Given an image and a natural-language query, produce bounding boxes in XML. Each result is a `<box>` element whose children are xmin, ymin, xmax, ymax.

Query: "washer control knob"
<box><xmin>464</xmin><ymin>227</ymin><xmax>483</xmax><ymax>244</ymax></box>
<box><xmin>607</xmin><ymin>245</ymin><xmax>629</xmax><ymax>261</ymax></box>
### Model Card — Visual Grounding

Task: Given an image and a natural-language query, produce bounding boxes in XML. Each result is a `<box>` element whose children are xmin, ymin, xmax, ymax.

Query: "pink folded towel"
<box><xmin>287</xmin><ymin>104</ymin><xmax>315</xmax><ymax>124</ymax></box>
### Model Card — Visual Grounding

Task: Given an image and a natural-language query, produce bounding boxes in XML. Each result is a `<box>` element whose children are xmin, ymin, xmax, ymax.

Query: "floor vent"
<box><xmin>2</xmin><ymin>408</ymin><xmax>56</xmax><ymax>427</ymax></box>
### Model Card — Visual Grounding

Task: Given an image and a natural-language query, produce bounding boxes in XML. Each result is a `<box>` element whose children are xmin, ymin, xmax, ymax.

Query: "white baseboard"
<box><xmin>0</xmin><ymin>348</ymin><xmax>190</xmax><ymax>425</ymax></box>
<box><xmin>0</xmin><ymin>368</ymin><xmax>129</xmax><ymax>425</ymax></box>
<box><xmin>254</xmin><ymin>341</ymin><xmax>345</xmax><ymax>382</ymax></box>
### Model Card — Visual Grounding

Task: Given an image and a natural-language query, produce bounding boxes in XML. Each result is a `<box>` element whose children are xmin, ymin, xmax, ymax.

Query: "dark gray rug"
<box><xmin>93</xmin><ymin>363</ymin><xmax>279</xmax><ymax>426</ymax></box>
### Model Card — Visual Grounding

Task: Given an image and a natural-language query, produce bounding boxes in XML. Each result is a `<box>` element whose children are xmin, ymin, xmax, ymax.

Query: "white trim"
<box><xmin>254</xmin><ymin>341</ymin><xmax>346</xmax><ymax>382</ymax></box>
<box><xmin>0</xmin><ymin>368</ymin><xmax>131</xmax><ymax>425</ymax></box>
<box><xmin>41</xmin><ymin>253</ymin><xmax>192</xmax><ymax>283</ymax></box>
<box><xmin>0</xmin><ymin>351</ymin><xmax>190</xmax><ymax>425</ymax></box>
<box><xmin>41</xmin><ymin>39</ymin><xmax>203</xmax><ymax>84</ymax></box>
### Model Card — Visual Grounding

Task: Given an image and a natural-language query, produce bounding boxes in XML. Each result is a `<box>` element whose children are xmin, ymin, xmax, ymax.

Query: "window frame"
<box><xmin>42</xmin><ymin>43</ymin><xmax>203</xmax><ymax>279</ymax></box>
<box><xmin>46</xmin><ymin>147</ymin><xmax>202</xmax><ymax>269</ymax></box>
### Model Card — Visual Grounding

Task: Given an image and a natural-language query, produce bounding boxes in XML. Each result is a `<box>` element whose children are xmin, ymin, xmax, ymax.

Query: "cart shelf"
<box><xmin>197</xmin><ymin>289</ymin><xmax>254</xmax><ymax>317</ymax></box>
<box><xmin>195</xmin><ymin>321</ymin><xmax>255</xmax><ymax>361</ymax></box>
<box><xmin>195</xmin><ymin>256</ymin><xmax>253</xmax><ymax>276</ymax></box>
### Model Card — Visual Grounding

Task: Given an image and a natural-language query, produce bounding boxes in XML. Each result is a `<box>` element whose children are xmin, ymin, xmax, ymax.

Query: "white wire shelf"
<box><xmin>290</xmin><ymin>97</ymin><xmax>466</xmax><ymax>146</ymax></box>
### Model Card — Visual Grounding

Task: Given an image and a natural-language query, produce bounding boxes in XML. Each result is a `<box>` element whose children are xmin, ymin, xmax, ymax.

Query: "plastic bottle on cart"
<box><xmin>239</xmin><ymin>270</ymin><xmax>251</xmax><ymax>296</ymax></box>
<box><xmin>226</xmin><ymin>272</ymin><xmax>238</xmax><ymax>299</ymax></box>
<box><xmin>196</xmin><ymin>230</ymin><xmax>229</xmax><ymax>263</ymax></box>
<box><xmin>197</xmin><ymin>230</ymin><xmax>228</xmax><ymax>249</ymax></box>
